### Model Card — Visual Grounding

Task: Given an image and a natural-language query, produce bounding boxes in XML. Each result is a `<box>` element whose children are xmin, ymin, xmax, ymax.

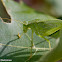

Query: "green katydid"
<box><xmin>0</xmin><ymin>17</ymin><xmax>62</xmax><ymax>62</ymax></box>
<box><xmin>18</xmin><ymin>20</ymin><xmax>61</xmax><ymax>61</ymax></box>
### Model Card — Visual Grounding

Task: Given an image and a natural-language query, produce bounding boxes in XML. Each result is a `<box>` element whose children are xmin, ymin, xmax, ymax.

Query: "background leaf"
<box><xmin>2</xmin><ymin>0</ymin><xmax>58</xmax><ymax>25</ymax></box>
<box><xmin>0</xmin><ymin>0</ymin><xmax>11</xmax><ymax>22</ymax></box>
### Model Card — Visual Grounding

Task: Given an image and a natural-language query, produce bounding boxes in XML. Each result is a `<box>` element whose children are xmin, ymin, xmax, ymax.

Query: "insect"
<box><xmin>0</xmin><ymin>17</ymin><xmax>60</xmax><ymax>62</ymax></box>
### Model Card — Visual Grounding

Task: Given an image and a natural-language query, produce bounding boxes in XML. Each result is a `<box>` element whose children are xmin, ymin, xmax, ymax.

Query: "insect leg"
<box><xmin>25</xmin><ymin>30</ymin><xmax>34</xmax><ymax>62</ymax></box>
<box><xmin>38</xmin><ymin>35</ymin><xmax>51</xmax><ymax>49</ymax></box>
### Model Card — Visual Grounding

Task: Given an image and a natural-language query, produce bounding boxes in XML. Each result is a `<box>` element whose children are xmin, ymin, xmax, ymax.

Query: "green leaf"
<box><xmin>1</xmin><ymin>0</ymin><xmax>58</xmax><ymax>25</ymax></box>
<box><xmin>1</xmin><ymin>0</ymin><xmax>62</xmax><ymax>62</ymax></box>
